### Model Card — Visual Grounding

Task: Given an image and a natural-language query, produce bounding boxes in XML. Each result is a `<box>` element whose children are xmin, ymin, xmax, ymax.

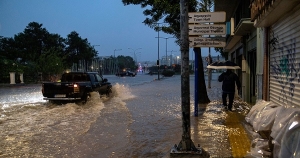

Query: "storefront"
<box><xmin>269</xmin><ymin>5</ymin><xmax>300</xmax><ymax>106</ymax></box>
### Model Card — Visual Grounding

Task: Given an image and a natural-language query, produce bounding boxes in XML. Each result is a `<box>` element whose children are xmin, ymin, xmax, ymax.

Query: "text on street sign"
<box><xmin>188</xmin><ymin>12</ymin><xmax>226</xmax><ymax>23</ymax></box>
<box><xmin>189</xmin><ymin>37</ymin><xmax>226</xmax><ymax>47</ymax></box>
<box><xmin>189</xmin><ymin>24</ymin><xmax>226</xmax><ymax>35</ymax></box>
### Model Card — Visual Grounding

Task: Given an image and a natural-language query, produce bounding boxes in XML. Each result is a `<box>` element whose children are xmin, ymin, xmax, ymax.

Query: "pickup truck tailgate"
<box><xmin>42</xmin><ymin>82</ymin><xmax>84</xmax><ymax>100</ymax></box>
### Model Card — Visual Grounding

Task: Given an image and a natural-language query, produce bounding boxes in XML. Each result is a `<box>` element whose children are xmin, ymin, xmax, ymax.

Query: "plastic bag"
<box><xmin>246</xmin><ymin>100</ymin><xmax>271</xmax><ymax>125</ymax></box>
<box><xmin>246</xmin><ymin>100</ymin><xmax>279</xmax><ymax>132</ymax></box>
<box><xmin>273</xmin><ymin>114</ymin><xmax>300</xmax><ymax>157</ymax></box>
<box><xmin>245</xmin><ymin>138</ymin><xmax>271</xmax><ymax>158</ymax></box>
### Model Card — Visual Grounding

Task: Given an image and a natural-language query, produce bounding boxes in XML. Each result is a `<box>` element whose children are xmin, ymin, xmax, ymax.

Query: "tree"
<box><xmin>215</xmin><ymin>47</ymin><xmax>228</xmax><ymax>59</ymax></box>
<box><xmin>122</xmin><ymin>0</ymin><xmax>211</xmax><ymax>104</ymax></box>
<box><xmin>0</xmin><ymin>22</ymin><xmax>97</xmax><ymax>82</ymax></box>
<box><xmin>12</xmin><ymin>22</ymin><xmax>68</xmax><ymax>80</ymax></box>
<box><xmin>122</xmin><ymin>0</ymin><xmax>213</xmax><ymax>154</ymax></box>
<box><xmin>65</xmin><ymin>31</ymin><xmax>97</xmax><ymax>70</ymax></box>
<box><xmin>14</xmin><ymin>22</ymin><xmax>51</xmax><ymax>63</ymax></box>
<box><xmin>0</xmin><ymin>37</ymin><xmax>19</xmax><ymax>61</ymax></box>
<box><xmin>194</xmin><ymin>0</ymin><xmax>213</xmax><ymax>104</ymax></box>
<box><xmin>37</xmin><ymin>48</ymin><xmax>65</xmax><ymax>81</ymax></box>
<box><xmin>122</xmin><ymin>0</ymin><xmax>197</xmax><ymax>38</ymax></box>
<box><xmin>116</xmin><ymin>55</ymin><xmax>136</xmax><ymax>71</ymax></box>
<box><xmin>1</xmin><ymin>22</ymin><xmax>68</xmax><ymax>82</ymax></box>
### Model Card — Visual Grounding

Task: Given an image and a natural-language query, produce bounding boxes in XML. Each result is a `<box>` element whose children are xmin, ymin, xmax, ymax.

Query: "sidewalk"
<box><xmin>188</xmin><ymin>77</ymin><xmax>253</xmax><ymax>157</ymax></box>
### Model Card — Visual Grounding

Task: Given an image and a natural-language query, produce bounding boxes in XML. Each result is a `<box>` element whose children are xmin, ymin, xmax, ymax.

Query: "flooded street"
<box><xmin>0</xmin><ymin>73</ymin><xmax>236</xmax><ymax>158</ymax></box>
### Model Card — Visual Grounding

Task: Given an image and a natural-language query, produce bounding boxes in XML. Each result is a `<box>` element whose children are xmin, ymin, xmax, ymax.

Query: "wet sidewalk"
<box><xmin>186</xmin><ymin>77</ymin><xmax>253</xmax><ymax>157</ymax></box>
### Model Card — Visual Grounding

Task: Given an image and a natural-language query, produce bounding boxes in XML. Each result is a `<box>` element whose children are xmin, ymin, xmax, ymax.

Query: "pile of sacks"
<box><xmin>245</xmin><ymin>100</ymin><xmax>300</xmax><ymax>157</ymax></box>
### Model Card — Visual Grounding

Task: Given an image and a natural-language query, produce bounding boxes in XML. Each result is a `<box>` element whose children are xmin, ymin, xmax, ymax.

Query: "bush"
<box><xmin>162</xmin><ymin>69</ymin><xmax>175</xmax><ymax>77</ymax></box>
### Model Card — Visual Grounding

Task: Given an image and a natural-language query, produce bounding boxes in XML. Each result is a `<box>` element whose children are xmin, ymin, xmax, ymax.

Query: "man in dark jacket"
<box><xmin>218</xmin><ymin>69</ymin><xmax>241</xmax><ymax>111</ymax></box>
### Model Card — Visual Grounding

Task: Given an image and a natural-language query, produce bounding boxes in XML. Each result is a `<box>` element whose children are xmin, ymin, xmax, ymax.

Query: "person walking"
<box><xmin>218</xmin><ymin>69</ymin><xmax>241</xmax><ymax>111</ymax></box>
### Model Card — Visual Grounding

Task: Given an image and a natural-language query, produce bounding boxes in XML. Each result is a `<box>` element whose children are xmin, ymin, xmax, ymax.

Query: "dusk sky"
<box><xmin>0</xmin><ymin>0</ymin><xmax>217</xmax><ymax>62</ymax></box>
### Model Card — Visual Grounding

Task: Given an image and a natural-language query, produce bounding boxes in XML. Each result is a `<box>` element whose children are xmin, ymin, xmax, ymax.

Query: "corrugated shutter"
<box><xmin>269</xmin><ymin>5</ymin><xmax>300</xmax><ymax>107</ymax></box>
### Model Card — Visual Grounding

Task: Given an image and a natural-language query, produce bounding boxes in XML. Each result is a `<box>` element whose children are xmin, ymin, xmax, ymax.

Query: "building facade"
<box><xmin>215</xmin><ymin>0</ymin><xmax>257</xmax><ymax>104</ymax></box>
<box><xmin>252</xmin><ymin>0</ymin><xmax>300</xmax><ymax>106</ymax></box>
<box><xmin>216</xmin><ymin>0</ymin><xmax>300</xmax><ymax>107</ymax></box>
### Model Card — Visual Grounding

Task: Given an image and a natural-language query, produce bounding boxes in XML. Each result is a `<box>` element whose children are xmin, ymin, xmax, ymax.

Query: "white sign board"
<box><xmin>188</xmin><ymin>12</ymin><xmax>226</xmax><ymax>23</ymax></box>
<box><xmin>189</xmin><ymin>24</ymin><xmax>226</xmax><ymax>35</ymax></box>
<box><xmin>189</xmin><ymin>37</ymin><xmax>226</xmax><ymax>47</ymax></box>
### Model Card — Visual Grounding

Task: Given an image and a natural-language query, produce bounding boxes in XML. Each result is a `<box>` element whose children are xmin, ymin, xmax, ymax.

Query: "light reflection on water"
<box><xmin>0</xmin><ymin>73</ymin><xmax>251</xmax><ymax>157</ymax></box>
<box><xmin>0</xmin><ymin>85</ymin><xmax>45</xmax><ymax>110</ymax></box>
<box><xmin>118</xmin><ymin>76</ymin><xmax>183</xmax><ymax>157</ymax></box>
<box><xmin>0</xmin><ymin>74</ymin><xmax>162</xmax><ymax>157</ymax></box>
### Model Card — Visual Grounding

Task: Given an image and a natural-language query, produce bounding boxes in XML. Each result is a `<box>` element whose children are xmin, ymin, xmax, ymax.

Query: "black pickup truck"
<box><xmin>42</xmin><ymin>72</ymin><xmax>112</xmax><ymax>102</ymax></box>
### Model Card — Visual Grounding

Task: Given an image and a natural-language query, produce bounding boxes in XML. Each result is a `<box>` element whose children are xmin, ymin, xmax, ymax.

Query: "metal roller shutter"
<box><xmin>269</xmin><ymin>5</ymin><xmax>300</xmax><ymax>107</ymax></box>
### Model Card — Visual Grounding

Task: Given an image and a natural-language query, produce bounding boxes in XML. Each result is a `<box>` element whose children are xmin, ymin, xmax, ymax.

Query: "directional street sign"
<box><xmin>188</xmin><ymin>12</ymin><xmax>226</xmax><ymax>23</ymax></box>
<box><xmin>189</xmin><ymin>37</ymin><xmax>226</xmax><ymax>47</ymax></box>
<box><xmin>189</xmin><ymin>24</ymin><xmax>226</xmax><ymax>35</ymax></box>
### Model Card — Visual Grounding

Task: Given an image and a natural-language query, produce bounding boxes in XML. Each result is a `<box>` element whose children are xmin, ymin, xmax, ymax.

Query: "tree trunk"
<box><xmin>194</xmin><ymin>47</ymin><xmax>210</xmax><ymax>104</ymax></box>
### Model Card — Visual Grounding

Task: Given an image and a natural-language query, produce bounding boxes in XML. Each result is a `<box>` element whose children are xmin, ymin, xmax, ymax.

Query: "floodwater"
<box><xmin>0</xmin><ymin>73</ymin><xmax>243</xmax><ymax>157</ymax></box>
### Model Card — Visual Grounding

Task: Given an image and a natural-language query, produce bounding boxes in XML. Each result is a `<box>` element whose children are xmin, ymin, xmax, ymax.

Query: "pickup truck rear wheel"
<box><xmin>106</xmin><ymin>87</ymin><xmax>112</xmax><ymax>97</ymax></box>
<box><xmin>81</xmin><ymin>92</ymin><xmax>89</xmax><ymax>103</ymax></box>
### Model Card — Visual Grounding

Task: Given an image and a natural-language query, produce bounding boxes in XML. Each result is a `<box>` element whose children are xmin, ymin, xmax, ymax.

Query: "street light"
<box><xmin>128</xmin><ymin>48</ymin><xmax>142</xmax><ymax>65</ymax></box>
<box><xmin>92</xmin><ymin>45</ymin><xmax>100</xmax><ymax>57</ymax></box>
<box><xmin>168</xmin><ymin>50</ymin><xmax>177</xmax><ymax>66</ymax></box>
<box><xmin>134</xmin><ymin>52</ymin><xmax>141</xmax><ymax>63</ymax></box>
<box><xmin>92</xmin><ymin>45</ymin><xmax>101</xmax><ymax>73</ymax></box>
<box><xmin>113</xmin><ymin>49</ymin><xmax>122</xmax><ymax>74</ymax></box>
<box><xmin>153</xmin><ymin>22</ymin><xmax>166</xmax><ymax>80</ymax></box>
<box><xmin>163</xmin><ymin>37</ymin><xmax>174</xmax><ymax>66</ymax></box>
<box><xmin>114</xmin><ymin>49</ymin><xmax>122</xmax><ymax>57</ymax></box>
<box><xmin>176</xmin><ymin>55</ymin><xmax>180</xmax><ymax>64</ymax></box>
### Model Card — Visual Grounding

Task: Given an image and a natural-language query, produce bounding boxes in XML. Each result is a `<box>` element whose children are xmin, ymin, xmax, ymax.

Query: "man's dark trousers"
<box><xmin>222</xmin><ymin>92</ymin><xmax>234</xmax><ymax>110</ymax></box>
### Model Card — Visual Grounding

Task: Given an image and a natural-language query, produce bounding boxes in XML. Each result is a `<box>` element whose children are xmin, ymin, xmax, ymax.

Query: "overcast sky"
<box><xmin>0</xmin><ymin>0</ymin><xmax>217</xmax><ymax>62</ymax></box>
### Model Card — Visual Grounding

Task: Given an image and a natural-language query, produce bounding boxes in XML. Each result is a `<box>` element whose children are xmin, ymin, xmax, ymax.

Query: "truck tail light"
<box><xmin>73</xmin><ymin>84</ymin><xmax>79</xmax><ymax>93</ymax></box>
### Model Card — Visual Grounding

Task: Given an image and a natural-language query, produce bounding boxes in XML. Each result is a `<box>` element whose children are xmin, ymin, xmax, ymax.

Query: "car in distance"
<box><xmin>115</xmin><ymin>70</ymin><xmax>136</xmax><ymax>77</ymax></box>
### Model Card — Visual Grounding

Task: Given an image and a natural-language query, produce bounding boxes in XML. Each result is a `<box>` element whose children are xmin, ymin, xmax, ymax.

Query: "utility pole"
<box><xmin>154</xmin><ymin>23</ymin><xmax>165</xmax><ymax>80</ymax></box>
<box><xmin>113</xmin><ymin>49</ymin><xmax>122</xmax><ymax>74</ymax></box>
<box><xmin>128</xmin><ymin>48</ymin><xmax>142</xmax><ymax>66</ymax></box>
<box><xmin>171</xmin><ymin>0</ymin><xmax>209</xmax><ymax>157</ymax></box>
<box><xmin>163</xmin><ymin>37</ymin><xmax>174</xmax><ymax>66</ymax></box>
<box><xmin>177</xmin><ymin>0</ymin><xmax>195</xmax><ymax>152</ymax></box>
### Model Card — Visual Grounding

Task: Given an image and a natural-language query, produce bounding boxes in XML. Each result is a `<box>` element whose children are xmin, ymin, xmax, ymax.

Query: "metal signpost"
<box><xmin>188</xmin><ymin>11</ymin><xmax>226</xmax><ymax>117</ymax></box>
<box><xmin>171</xmin><ymin>8</ymin><xmax>227</xmax><ymax>157</ymax></box>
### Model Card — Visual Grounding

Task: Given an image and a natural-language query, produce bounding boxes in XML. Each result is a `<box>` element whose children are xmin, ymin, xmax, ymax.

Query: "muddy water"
<box><xmin>111</xmin><ymin>77</ymin><xmax>184</xmax><ymax>157</ymax></box>
<box><xmin>0</xmin><ymin>74</ymin><xmax>240</xmax><ymax>158</ymax></box>
<box><xmin>0</xmin><ymin>75</ymin><xmax>185</xmax><ymax>157</ymax></box>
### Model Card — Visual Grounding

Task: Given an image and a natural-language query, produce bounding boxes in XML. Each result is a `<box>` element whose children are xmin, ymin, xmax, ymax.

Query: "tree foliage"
<box><xmin>37</xmin><ymin>48</ymin><xmax>65</xmax><ymax>75</ymax></box>
<box><xmin>65</xmin><ymin>31</ymin><xmax>97</xmax><ymax>68</ymax></box>
<box><xmin>116</xmin><ymin>55</ymin><xmax>136</xmax><ymax>71</ymax></box>
<box><xmin>122</xmin><ymin>0</ymin><xmax>197</xmax><ymax>40</ymax></box>
<box><xmin>0</xmin><ymin>22</ymin><xmax>97</xmax><ymax>82</ymax></box>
